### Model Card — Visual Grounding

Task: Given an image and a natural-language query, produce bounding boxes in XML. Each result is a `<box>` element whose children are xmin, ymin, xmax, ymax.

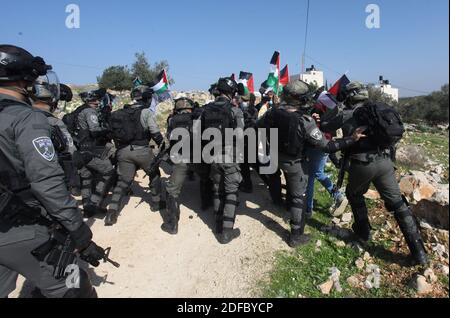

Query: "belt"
<box><xmin>351</xmin><ymin>149</ymin><xmax>391</xmax><ymax>163</ymax></box>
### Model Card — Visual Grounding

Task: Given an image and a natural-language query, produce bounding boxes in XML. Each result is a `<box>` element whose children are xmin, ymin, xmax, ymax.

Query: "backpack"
<box><xmin>202</xmin><ymin>102</ymin><xmax>236</xmax><ymax>134</ymax></box>
<box><xmin>269</xmin><ymin>108</ymin><xmax>304</xmax><ymax>157</ymax></box>
<box><xmin>354</xmin><ymin>102</ymin><xmax>405</xmax><ymax>148</ymax></box>
<box><xmin>62</xmin><ymin>104</ymin><xmax>90</xmax><ymax>136</ymax></box>
<box><xmin>110</xmin><ymin>106</ymin><xmax>147</xmax><ymax>147</ymax></box>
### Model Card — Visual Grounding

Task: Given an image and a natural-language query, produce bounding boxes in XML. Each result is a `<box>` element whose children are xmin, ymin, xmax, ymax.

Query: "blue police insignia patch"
<box><xmin>32</xmin><ymin>137</ymin><xmax>55</xmax><ymax>161</ymax></box>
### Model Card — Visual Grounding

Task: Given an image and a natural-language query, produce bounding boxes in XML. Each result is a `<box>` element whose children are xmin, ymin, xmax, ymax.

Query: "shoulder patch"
<box><xmin>90</xmin><ymin>114</ymin><xmax>99</xmax><ymax>125</ymax></box>
<box><xmin>310</xmin><ymin>128</ymin><xmax>323</xmax><ymax>141</ymax></box>
<box><xmin>32</xmin><ymin>137</ymin><xmax>55</xmax><ymax>161</ymax></box>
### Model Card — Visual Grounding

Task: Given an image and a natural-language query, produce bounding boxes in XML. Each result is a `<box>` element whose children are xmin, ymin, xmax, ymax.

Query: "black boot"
<box><xmin>351</xmin><ymin>206</ymin><xmax>372</xmax><ymax>242</ymax></box>
<box><xmin>150</xmin><ymin>199</ymin><xmax>166</xmax><ymax>212</ymax></box>
<box><xmin>288</xmin><ymin>219</ymin><xmax>311</xmax><ymax>248</ymax></box>
<box><xmin>105</xmin><ymin>210</ymin><xmax>119</xmax><ymax>226</ymax></box>
<box><xmin>161</xmin><ymin>195</ymin><xmax>179</xmax><ymax>235</ymax></box>
<box><xmin>218</xmin><ymin>228</ymin><xmax>241</xmax><ymax>244</ymax></box>
<box><xmin>215</xmin><ymin>211</ymin><xmax>223</xmax><ymax>234</ymax></box>
<box><xmin>200</xmin><ymin>180</ymin><xmax>213</xmax><ymax>211</ymax></box>
<box><xmin>83</xmin><ymin>204</ymin><xmax>106</xmax><ymax>218</ymax></box>
<box><xmin>394</xmin><ymin>208</ymin><xmax>428</xmax><ymax>265</ymax></box>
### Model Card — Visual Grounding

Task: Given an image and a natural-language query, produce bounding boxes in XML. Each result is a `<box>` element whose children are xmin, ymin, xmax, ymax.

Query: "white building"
<box><xmin>300</xmin><ymin>65</ymin><xmax>324</xmax><ymax>88</ymax></box>
<box><xmin>375</xmin><ymin>76</ymin><xmax>399</xmax><ymax>102</ymax></box>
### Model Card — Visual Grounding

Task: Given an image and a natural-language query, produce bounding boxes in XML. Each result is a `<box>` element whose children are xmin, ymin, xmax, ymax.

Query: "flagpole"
<box><xmin>302</xmin><ymin>0</ymin><xmax>310</xmax><ymax>74</ymax></box>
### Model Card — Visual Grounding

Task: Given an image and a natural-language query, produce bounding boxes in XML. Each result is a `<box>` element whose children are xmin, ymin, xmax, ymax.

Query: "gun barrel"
<box><xmin>104</xmin><ymin>257</ymin><xmax>120</xmax><ymax>268</ymax></box>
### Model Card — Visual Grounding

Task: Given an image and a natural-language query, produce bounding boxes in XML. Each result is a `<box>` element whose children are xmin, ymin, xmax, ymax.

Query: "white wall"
<box><xmin>300</xmin><ymin>70</ymin><xmax>324</xmax><ymax>88</ymax></box>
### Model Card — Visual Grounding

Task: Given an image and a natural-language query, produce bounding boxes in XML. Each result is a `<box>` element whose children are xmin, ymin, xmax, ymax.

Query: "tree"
<box><xmin>131</xmin><ymin>52</ymin><xmax>174</xmax><ymax>85</ymax></box>
<box><xmin>367</xmin><ymin>84</ymin><xmax>397</xmax><ymax>106</ymax></box>
<box><xmin>396</xmin><ymin>84</ymin><xmax>449</xmax><ymax>125</ymax></box>
<box><xmin>97</xmin><ymin>66</ymin><xmax>133</xmax><ymax>91</ymax></box>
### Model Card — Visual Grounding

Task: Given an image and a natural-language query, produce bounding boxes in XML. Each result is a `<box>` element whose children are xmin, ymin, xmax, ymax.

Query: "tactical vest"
<box><xmin>110</xmin><ymin>105</ymin><xmax>150</xmax><ymax>149</ymax></box>
<box><xmin>42</xmin><ymin>112</ymin><xmax>69</xmax><ymax>154</ymax></box>
<box><xmin>169</xmin><ymin>112</ymin><xmax>194</xmax><ymax>146</ymax></box>
<box><xmin>62</xmin><ymin>105</ymin><xmax>89</xmax><ymax>140</ymax></box>
<box><xmin>268</xmin><ymin>107</ymin><xmax>305</xmax><ymax>158</ymax></box>
<box><xmin>202</xmin><ymin>100</ymin><xmax>236</xmax><ymax>149</ymax></box>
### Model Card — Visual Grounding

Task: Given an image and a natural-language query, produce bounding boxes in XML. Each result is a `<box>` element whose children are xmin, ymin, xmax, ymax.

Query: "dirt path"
<box><xmin>12</xmin><ymin>168</ymin><xmax>290</xmax><ymax>298</ymax></box>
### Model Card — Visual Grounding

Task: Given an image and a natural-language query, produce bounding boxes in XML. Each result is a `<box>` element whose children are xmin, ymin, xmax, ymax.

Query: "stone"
<box><xmin>364</xmin><ymin>189</ymin><xmax>381</xmax><ymax>200</ymax></box>
<box><xmin>355</xmin><ymin>258</ymin><xmax>365</xmax><ymax>270</ymax></box>
<box><xmin>332</xmin><ymin>217</ymin><xmax>341</xmax><ymax>225</ymax></box>
<box><xmin>399</xmin><ymin>171</ymin><xmax>437</xmax><ymax>202</ymax></box>
<box><xmin>431</xmin><ymin>243</ymin><xmax>448</xmax><ymax>258</ymax></box>
<box><xmin>335</xmin><ymin>240</ymin><xmax>346</xmax><ymax>248</ymax></box>
<box><xmin>318</xmin><ymin>280</ymin><xmax>334</xmax><ymax>295</ymax></box>
<box><xmin>365</xmin><ymin>265</ymin><xmax>381</xmax><ymax>289</ymax></box>
<box><xmin>424</xmin><ymin>268</ymin><xmax>438</xmax><ymax>283</ymax></box>
<box><xmin>438</xmin><ymin>265</ymin><xmax>449</xmax><ymax>276</ymax></box>
<box><xmin>396</xmin><ymin>146</ymin><xmax>429</xmax><ymax>168</ymax></box>
<box><xmin>329</xmin><ymin>267</ymin><xmax>343</xmax><ymax>293</ymax></box>
<box><xmin>316</xmin><ymin>240</ymin><xmax>322</xmax><ymax>248</ymax></box>
<box><xmin>363</xmin><ymin>252</ymin><xmax>371</xmax><ymax>261</ymax></box>
<box><xmin>411</xmin><ymin>275</ymin><xmax>433</xmax><ymax>295</ymax></box>
<box><xmin>341</xmin><ymin>213</ymin><xmax>353</xmax><ymax>223</ymax></box>
<box><xmin>347</xmin><ymin>275</ymin><xmax>361</xmax><ymax>288</ymax></box>
<box><xmin>412</xmin><ymin>190</ymin><xmax>449</xmax><ymax>230</ymax></box>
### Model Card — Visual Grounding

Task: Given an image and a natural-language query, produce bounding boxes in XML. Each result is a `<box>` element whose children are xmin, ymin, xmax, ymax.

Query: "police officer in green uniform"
<box><xmin>258</xmin><ymin>80</ymin><xmax>366</xmax><ymax>247</ymax></box>
<box><xmin>76</xmin><ymin>89</ymin><xmax>115</xmax><ymax>217</ymax></box>
<box><xmin>161</xmin><ymin>97</ymin><xmax>205</xmax><ymax>234</ymax></box>
<box><xmin>201</xmin><ymin>77</ymin><xmax>245</xmax><ymax>244</ymax></box>
<box><xmin>321</xmin><ymin>82</ymin><xmax>428</xmax><ymax>265</ymax></box>
<box><xmin>105</xmin><ymin>85</ymin><xmax>164</xmax><ymax>226</ymax></box>
<box><xmin>239</xmin><ymin>93</ymin><xmax>258</xmax><ymax>193</ymax></box>
<box><xmin>31</xmin><ymin>77</ymin><xmax>79</xmax><ymax>192</ymax></box>
<box><xmin>0</xmin><ymin>45</ymin><xmax>103</xmax><ymax>298</ymax></box>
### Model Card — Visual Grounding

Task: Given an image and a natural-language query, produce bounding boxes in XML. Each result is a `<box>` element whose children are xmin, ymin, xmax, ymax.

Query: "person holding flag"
<box><xmin>149</xmin><ymin>69</ymin><xmax>172</xmax><ymax>114</ymax></box>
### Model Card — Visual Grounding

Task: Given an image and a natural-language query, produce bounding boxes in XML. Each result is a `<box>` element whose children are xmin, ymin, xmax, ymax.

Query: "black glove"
<box><xmin>91</xmin><ymin>129</ymin><xmax>111</xmax><ymax>139</ymax></box>
<box><xmin>73</xmin><ymin>151</ymin><xmax>93</xmax><ymax>169</ymax></box>
<box><xmin>152</xmin><ymin>132</ymin><xmax>164</xmax><ymax>147</ymax></box>
<box><xmin>79</xmin><ymin>242</ymin><xmax>105</xmax><ymax>267</ymax></box>
<box><xmin>69</xmin><ymin>223</ymin><xmax>93</xmax><ymax>251</ymax></box>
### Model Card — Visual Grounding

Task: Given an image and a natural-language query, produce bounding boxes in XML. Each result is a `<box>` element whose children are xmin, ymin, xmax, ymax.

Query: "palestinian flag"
<box><xmin>238</xmin><ymin>71</ymin><xmax>255</xmax><ymax>95</ymax></box>
<box><xmin>278</xmin><ymin>65</ymin><xmax>290</xmax><ymax>92</ymax></box>
<box><xmin>149</xmin><ymin>70</ymin><xmax>171</xmax><ymax>113</ymax></box>
<box><xmin>266</xmin><ymin>51</ymin><xmax>280</xmax><ymax>95</ymax></box>
<box><xmin>317</xmin><ymin>91</ymin><xmax>339</xmax><ymax>110</ymax></box>
<box><xmin>151</xmin><ymin>69</ymin><xmax>170</xmax><ymax>95</ymax></box>
<box><xmin>328</xmin><ymin>74</ymin><xmax>350</xmax><ymax>98</ymax></box>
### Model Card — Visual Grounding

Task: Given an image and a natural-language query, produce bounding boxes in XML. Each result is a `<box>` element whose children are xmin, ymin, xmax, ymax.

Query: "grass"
<box><xmin>260</xmin><ymin>129</ymin><xmax>449</xmax><ymax>298</ymax></box>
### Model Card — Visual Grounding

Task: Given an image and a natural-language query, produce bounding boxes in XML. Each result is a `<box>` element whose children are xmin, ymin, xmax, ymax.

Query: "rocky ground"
<box><xmin>10</xmin><ymin>88</ymin><xmax>449</xmax><ymax>298</ymax></box>
<box><xmin>12</xmin><ymin>165</ymin><xmax>290</xmax><ymax>298</ymax></box>
<box><xmin>263</xmin><ymin>125</ymin><xmax>449</xmax><ymax>298</ymax></box>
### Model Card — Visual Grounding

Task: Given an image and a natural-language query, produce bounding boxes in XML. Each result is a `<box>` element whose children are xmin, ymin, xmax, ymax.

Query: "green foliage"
<box><xmin>97</xmin><ymin>66</ymin><xmax>133</xmax><ymax>91</ymax></box>
<box><xmin>260</xmin><ymin>145</ymin><xmax>449</xmax><ymax>298</ymax></box>
<box><xmin>396</xmin><ymin>84</ymin><xmax>449</xmax><ymax>125</ymax></box>
<box><xmin>131</xmin><ymin>52</ymin><xmax>174</xmax><ymax>85</ymax></box>
<box><xmin>367</xmin><ymin>85</ymin><xmax>397</xmax><ymax>105</ymax></box>
<box><xmin>97</xmin><ymin>52</ymin><xmax>174</xmax><ymax>90</ymax></box>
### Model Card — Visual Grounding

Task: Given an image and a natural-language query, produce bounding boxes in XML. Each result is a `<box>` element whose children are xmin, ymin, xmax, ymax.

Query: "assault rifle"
<box><xmin>148</xmin><ymin>142</ymin><xmax>171</xmax><ymax>180</ymax></box>
<box><xmin>0</xmin><ymin>181</ymin><xmax>119</xmax><ymax>280</ymax></box>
